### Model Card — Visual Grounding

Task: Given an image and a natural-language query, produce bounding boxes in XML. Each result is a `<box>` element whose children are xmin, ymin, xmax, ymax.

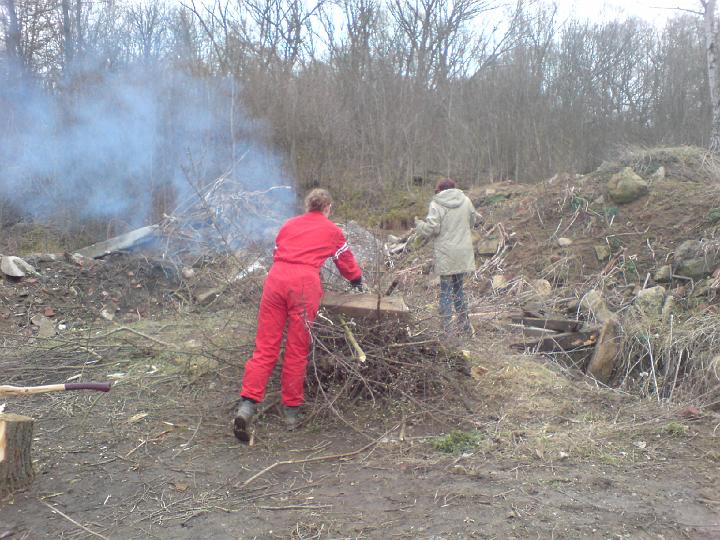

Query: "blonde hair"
<box><xmin>304</xmin><ymin>188</ymin><xmax>333</xmax><ymax>212</ymax></box>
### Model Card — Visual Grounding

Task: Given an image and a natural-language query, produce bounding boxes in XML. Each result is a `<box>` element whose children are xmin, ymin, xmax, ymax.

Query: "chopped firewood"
<box><xmin>511</xmin><ymin>317</ymin><xmax>583</xmax><ymax>333</ymax></box>
<box><xmin>321</xmin><ymin>292</ymin><xmax>410</xmax><ymax>320</ymax></box>
<box><xmin>0</xmin><ymin>413</ymin><xmax>34</xmax><ymax>496</ymax></box>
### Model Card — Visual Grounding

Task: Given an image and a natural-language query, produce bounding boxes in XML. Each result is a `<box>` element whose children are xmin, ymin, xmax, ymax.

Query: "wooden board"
<box><xmin>511</xmin><ymin>317</ymin><xmax>583</xmax><ymax>333</ymax></box>
<box><xmin>512</xmin><ymin>328</ymin><xmax>600</xmax><ymax>352</ymax></box>
<box><xmin>321</xmin><ymin>292</ymin><xmax>410</xmax><ymax>320</ymax></box>
<box><xmin>0</xmin><ymin>413</ymin><xmax>34</xmax><ymax>496</ymax></box>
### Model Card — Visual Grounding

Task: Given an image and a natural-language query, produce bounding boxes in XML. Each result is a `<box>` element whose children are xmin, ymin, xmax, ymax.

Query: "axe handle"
<box><xmin>0</xmin><ymin>382</ymin><xmax>112</xmax><ymax>396</ymax></box>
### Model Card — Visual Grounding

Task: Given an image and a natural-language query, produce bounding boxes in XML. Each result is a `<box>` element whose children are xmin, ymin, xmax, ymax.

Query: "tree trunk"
<box><xmin>0</xmin><ymin>413</ymin><xmax>35</xmax><ymax>496</ymax></box>
<box><xmin>3</xmin><ymin>0</ymin><xmax>23</xmax><ymax>67</ymax></box>
<box><xmin>703</xmin><ymin>0</ymin><xmax>720</xmax><ymax>152</ymax></box>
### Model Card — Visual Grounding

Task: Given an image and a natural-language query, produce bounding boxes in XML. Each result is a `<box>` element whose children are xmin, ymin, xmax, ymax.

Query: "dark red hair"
<box><xmin>435</xmin><ymin>178</ymin><xmax>456</xmax><ymax>193</ymax></box>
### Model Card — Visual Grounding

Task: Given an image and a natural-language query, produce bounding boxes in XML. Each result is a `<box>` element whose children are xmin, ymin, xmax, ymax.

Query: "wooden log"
<box><xmin>0</xmin><ymin>413</ymin><xmax>34</xmax><ymax>496</ymax></box>
<box><xmin>321</xmin><ymin>292</ymin><xmax>410</xmax><ymax>320</ymax></box>
<box><xmin>586</xmin><ymin>318</ymin><xmax>621</xmax><ymax>383</ymax></box>
<box><xmin>511</xmin><ymin>316</ymin><xmax>582</xmax><ymax>333</ymax></box>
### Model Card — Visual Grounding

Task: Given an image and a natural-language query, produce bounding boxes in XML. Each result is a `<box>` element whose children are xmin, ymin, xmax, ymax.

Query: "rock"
<box><xmin>607</xmin><ymin>167</ymin><xmax>649</xmax><ymax>204</ymax></box>
<box><xmin>531</xmin><ymin>279</ymin><xmax>552</xmax><ymax>298</ymax></box>
<box><xmin>654</xmin><ymin>264</ymin><xmax>672</xmax><ymax>282</ymax></box>
<box><xmin>676</xmin><ymin>257</ymin><xmax>714</xmax><ymax>280</ymax></box>
<box><xmin>1</xmin><ymin>256</ymin><xmax>37</xmax><ymax>278</ymax></box>
<box><xmin>594</xmin><ymin>244</ymin><xmax>611</xmax><ymax>261</ymax></box>
<box><xmin>181</xmin><ymin>267</ymin><xmax>195</xmax><ymax>279</ymax></box>
<box><xmin>100</xmin><ymin>308</ymin><xmax>115</xmax><ymax>321</ymax></box>
<box><xmin>651</xmin><ymin>166</ymin><xmax>666</xmax><ymax>180</ymax></box>
<box><xmin>673</xmin><ymin>239</ymin><xmax>720</xmax><ymax>280</ymax></box>
<box><xmin>661</xmin><ymin>295</ymin><xmax>676</xmax><ymax>323</ymax></box>
<box><xmin>30</xmin><ymin>314</ymin><xmax>56</xmax><ymax>338</ymax></box>
<box><xmin>587</xmin><ymin>318</ymin><xmax>621</xmax><ymax>384</ymax></box>
<box><xmin>476</xmin><ymin>238</ymin><xmax>501</xmax><ymax>256</ymax></box>
<box><xmin>557</xmin><ymin>237</ymin><xmax>573</xmax><ymax>248</ymax></box>
<box><xmin>491</xmin><ymin>275</ymin><xmax>508</xmax><ymax>290</ymax></box>
<box><xmin>634</xmin><ymin>285</ymin><xmax>666</xmax><ymax>316</ymax></box>
<box><xmin>580</xmin><ymin>289</ymin><xmax>613</xmax><ymax>323</ymax></box>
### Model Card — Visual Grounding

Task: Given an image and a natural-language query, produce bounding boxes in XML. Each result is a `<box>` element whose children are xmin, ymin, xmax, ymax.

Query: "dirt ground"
<box><xmin>3</xmin><ymin>148</ymin><xmax>720</xmax><ymax>539</ymax></box>
<box><xmin>1</xmin><ymin>307</ymin><xmax>719</xmax><ymax>540</ymax></box>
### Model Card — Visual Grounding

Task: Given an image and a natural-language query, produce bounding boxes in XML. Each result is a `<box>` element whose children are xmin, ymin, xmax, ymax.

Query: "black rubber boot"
<box><xmin>233</xmin><ymin>399</ymin><xmax>256</xmax><ymax>442</ymax></box>
<box><xmin>284</xmin><ymin>406</ymin><xmax>301</xmax><ymax>431</ymax></box>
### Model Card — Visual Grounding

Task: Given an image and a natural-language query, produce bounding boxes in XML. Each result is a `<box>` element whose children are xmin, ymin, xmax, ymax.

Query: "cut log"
<box><xmin>321</xmin><ymin>292</ymin><xmax>410</xmax><ymax>320</ymax></box>
<box><xmin>0</xmin><ymin>413</ymin><xmax>34</xmax><ymax>496</ymax></box>
<box><xmin>512</xmin><ymin>328</ymin><xmax>600</xmax><ymax>352</ymax></box>
<box><xmin>586</xmin><ymin>318</ymin><xmax>621</xmax><ymax>384</ymax></box>
<box><xmin>511</xmin><ymin>317</ymin><xmax>582</xmax><ymax>333</ymax></box>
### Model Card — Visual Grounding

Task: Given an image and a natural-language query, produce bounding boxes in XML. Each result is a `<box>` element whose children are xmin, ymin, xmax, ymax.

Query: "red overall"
<box><xmin>240</xmin><ymin>211</ymin><xmax>362</xmax><ymax>406</ymax></box>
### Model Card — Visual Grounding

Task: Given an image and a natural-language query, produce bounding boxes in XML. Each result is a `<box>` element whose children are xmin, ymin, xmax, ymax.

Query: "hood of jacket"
<box><xmin>433</xmin><ymin>188</ymin><xmax>466</xmax><ymax>209</ymax></box>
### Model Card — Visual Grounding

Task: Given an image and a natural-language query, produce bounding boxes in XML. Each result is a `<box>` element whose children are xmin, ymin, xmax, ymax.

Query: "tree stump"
<box><xmin>0</xmin><ymin>413</ymin><xmax>34</xmax><ymax>496</ymax></box>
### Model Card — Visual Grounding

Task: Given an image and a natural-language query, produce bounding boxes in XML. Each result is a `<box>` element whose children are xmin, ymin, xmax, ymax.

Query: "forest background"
<box><xmin>0</xmin><ymin>0</ymin><xmax>713</xmax><ymax>235</ymax></box>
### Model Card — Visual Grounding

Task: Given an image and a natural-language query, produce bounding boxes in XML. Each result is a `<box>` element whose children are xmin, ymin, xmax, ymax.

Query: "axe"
<box><xmin>0</xmin><ymin>382</ymin><xmax>112</xmax><ymax>397</ymax></box>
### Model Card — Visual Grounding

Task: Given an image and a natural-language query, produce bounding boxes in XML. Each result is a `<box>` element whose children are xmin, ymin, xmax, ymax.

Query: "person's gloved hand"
<box><xmin>350</xmin><ymin>277</ymin><xmax>370</xmax><ymax>293</ymax></box>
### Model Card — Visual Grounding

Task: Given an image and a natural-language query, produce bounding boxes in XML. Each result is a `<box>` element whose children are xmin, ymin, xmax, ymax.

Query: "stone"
<box><xmin>594</xmin><ymin>244</ymin><xmax>611</xmax><ymax>261</ymax></box>
<box><xmin>607</xmin><ymin>167</ymin><xmax>649</xmax><ymax>204</ymax></box>
<box><xmin>676</xmin><ymin>257</ymin><xmax>714</xmax><ymax>280</ymax></box>
<box><xmin>30</xmin><ymin>315</ymin><xmax>55</xmax><ymax>338</ymax></box>
<box><xmin>661</xmin><ymin>295</ymin><xmax>676</xmax><ymax>323</ymax></box>
<box><xmin>673</xmin><ymin>239</ymin><xmax>720</xmax><ymax>280</ymax></box>
<box><xmin>557</xmin><ymin>237</ymin><xmax>573</xmax><ymax>248</ymax></box>
<box><xmin>580</xmin><ymin>289</ymin><xmax>613</xmax><ymax>323</ymax></box>
<box><xmin>476</xmin><ymin>238</ymin><xmax>501</xmax><ymax>256</ymax></box>
<box><xmin>651</xmin><ymin>166</ymin><xmax>666</xmax><ymax>180</ymax></box>
<box><xmin>654</xmin><ymin>264</ymin><xmax>672</xmax><ymax>283</ymax></box>
<box><xmin>587</xmin><ymin>318</ymin><xmax>621</xmax><ymax>384</ymax></box>
<box><xmin>634</xmin><ymin>285</ymin><xmax>666</xmax><ymax>316</ymax></box>
<box><xmin>181</xmin><ymin>267</ymin><xmax>195</xmax><ymax>279</ymax></box>
<box><xmin>491</xmin><ymin>275</ymin><xmax>509</xmax><ymax>290</ymax></box>
<box><xmin>531</xmin><ymin>279</ymin><xmax>552</xmax><ymax>298</ymax></box>
<box><xmin>0</xmin><ymin>256</ymin><xmax>37</xmax><ymax>278</ymax></box>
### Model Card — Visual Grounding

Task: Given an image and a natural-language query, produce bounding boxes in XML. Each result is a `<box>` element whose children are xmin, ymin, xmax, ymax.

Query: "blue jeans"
<box><xmin>439</xmin><ymin>273</ymin><xmax>470</xmax><ymax>333</ymax></box>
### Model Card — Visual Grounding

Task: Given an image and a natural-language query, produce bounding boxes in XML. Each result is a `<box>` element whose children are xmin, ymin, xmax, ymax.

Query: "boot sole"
<box><xmin>233</xmin><ymin>415</ymin><xmax>251</xmax><ymax>442</ymax></box>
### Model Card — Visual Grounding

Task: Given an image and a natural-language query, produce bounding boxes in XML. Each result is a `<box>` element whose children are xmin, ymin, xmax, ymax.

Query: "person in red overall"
<box><xmin>233</xmin><ymin>188</ymin><xmax>363</xmax><ymax>441</ymax></box>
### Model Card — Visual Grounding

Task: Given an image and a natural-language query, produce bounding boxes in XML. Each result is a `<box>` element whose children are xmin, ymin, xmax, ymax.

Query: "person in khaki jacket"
<box><xmin>415</xmin><ymin>178</ymin><xmax>476</xmax><ymax>336</ymax></box>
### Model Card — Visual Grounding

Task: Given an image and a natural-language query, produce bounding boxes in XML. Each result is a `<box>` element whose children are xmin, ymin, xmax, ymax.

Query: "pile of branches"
<box><xmin>305</xmin><ymin>313</ymin><xmax>473</xmax><ymax>413</ymax></box>
<box><xmin>158</xmin><ymin>172</ymin><xmax>293</xmax><ymax>258</ymax></box>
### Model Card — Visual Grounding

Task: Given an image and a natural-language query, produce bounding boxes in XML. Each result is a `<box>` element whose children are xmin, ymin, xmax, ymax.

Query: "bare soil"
<box><xmin>1</xmin><ymin>308</ymin><xmax>719</xmax><ymax>540</ymax></box>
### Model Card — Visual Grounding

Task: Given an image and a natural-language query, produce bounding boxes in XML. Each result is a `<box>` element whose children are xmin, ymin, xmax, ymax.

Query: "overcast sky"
<box><xmin>552</xmin><ymin>0</ymin><xmax>696</xmax><ymax>24</ymax></box>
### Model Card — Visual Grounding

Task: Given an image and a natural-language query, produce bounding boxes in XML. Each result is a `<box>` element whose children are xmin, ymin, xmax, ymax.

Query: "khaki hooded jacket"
<box><xmin>415</xmin><ymin>188</ymin><xmax>476</xmax><ymax>276</ymax></box>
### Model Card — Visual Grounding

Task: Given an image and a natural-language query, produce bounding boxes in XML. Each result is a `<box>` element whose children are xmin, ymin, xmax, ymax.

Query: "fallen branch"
<box><xmin>40</xmin><ymin>500</ymin><xmax>109</xmax><ymax>540</ymax></box>
<box><xmin>241</xmin><ymin>423</ymin><xmax>399</xmax><ymax>487</ymax></box>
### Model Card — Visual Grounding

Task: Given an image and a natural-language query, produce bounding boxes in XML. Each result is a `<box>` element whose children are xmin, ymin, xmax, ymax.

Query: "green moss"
<box><xmin>432</xmin><ymin>430</ymin><xmax>484</xmax><ymax>454</ymax></box>
<box><xmin>707</xmin><ymin>208</ymin><xmax>720</xmax><ymax>223</ymax></box>
<box><xmin>660</xmin><ymin>422</ymin><xmax>689</xmax><ymax>437</ymax></box>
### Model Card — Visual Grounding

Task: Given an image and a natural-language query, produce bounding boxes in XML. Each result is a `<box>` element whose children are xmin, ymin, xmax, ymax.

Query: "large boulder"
<box><xmin>607</xmin><ymin>167</ymin><xmax>649</xmax><ymax>204</ymax></box>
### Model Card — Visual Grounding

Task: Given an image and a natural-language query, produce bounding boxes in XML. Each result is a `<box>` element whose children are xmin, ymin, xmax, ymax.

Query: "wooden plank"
<box><xmin>512</xmin><ymin>329</ymin><xmax>600</xmax><ymax>352</ymax></box>
<box><xmin>321</xmin><ymin>292</ymin><xmax>410</xmax><ymax>320</ymax></box>
<box><xmin>75</xmin><ymin>225</ymin><xmax>159</xmax><ymax>259</ymax></box>
<box><xmin>511</xmin><ymin>317</ymin><xmax>582</xmax><ymax>333</ymax></box>
<box><xmin>505</xmin><ymin>323</ymin><xmax>560</xmax><ymax>339</ymax></box>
